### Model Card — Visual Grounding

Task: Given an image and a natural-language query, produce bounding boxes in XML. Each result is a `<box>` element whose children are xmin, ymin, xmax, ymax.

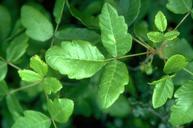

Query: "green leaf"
<box><xmin>163</xmin><ymin>54</ymin><xmax>188</xmax><ymax>74</ymax></box>
<box><xmin>21</xmin><ymin>5</ymin><xmax>53</xmax><ymax>41</ymax></box>
<box><xmin>12</xmin><ymin>110</ymin><xmax>51</xmax><ymax>128</ymax></box>
<box><xmin>45</xmin><ymin>40</ymin><xmax>106</xmax><ymax>79</ymax></box>
<box><xmin>6</xmin><ymin>34</ymin><xmax>29</xmax><ymax>63</ymax></box>
<box><xmin>66</xmin><ymin>0</ymin><xmax>98</xmax><ymax>29</ymax></box>
<box><xmin>55</xmin><ymin>27</ymin><xmax>100</xmax><ymax>43</ymax></box>
<box><xmin>47</xmin><ymin>98</ymin><xmax>74</xmax><ymax>123</ymax></box>
<box><xmin>6</xmin><ymin>95</ymin><xmax>23</xmax><ymax>120</ymax></box>
<box><xmin>42</xmin><ymin>77</ymin><xmax>62</xmax><ymax>94</ymax></box>
<box><xmin>134</xmin><ymin>21</ymin><xmax>149</xmax><ymax>41</ymax></box>
<box><xmin>166</xmin><ymin>0</ymin><xmax>192</xmax><ymax>14</ymax></box>
<box><xmin>53</xmin><ymin>0</ymin><xmax>66</xmax><ymax>24</ymax></box>
<box><xmin>164</xmin><ymin>31</ymin><xmax>180</xmax><ymax>41</ymax></box>
<box><xmin>99</xmin><ymin>3</ymin><xmax>132</xmax><ymax>57</ymax></box>
<box><xmin>105</xmin><ymin>96</ymin><xmax>131</xmax><ymax>117</ymax></box>
<box><xmin>169</xmin><ymin>80</ymin><xmax>193</xmax><ymax>125</ymax></box>
<box><xmin>18</xmin><ymin>70</ymin><xmax>43</xmax><ymax>82</ymax></box>
<box><xmin>118</xmin><ymin>0</ymin><xmax>141</xmax><ymax>26</ymax></box>
<box><xmin>0</xmin><ymin>60</ymin><xmax>7</xmax><ymax>81</ymax></box>
<box><xmin>0</xmin><ymin>5</ymin><xmax>11</xmax><ymax>41</ymax></box>
<box><xmin>147</xmin><ymin>31</ymin><xmax>164</xmax><ymax>43</ymax></box>
<box><xmin>154</xmin><ymin>11</ymin><xmax>167</xmax><ymax>32</ymax></box>
<box><xmin>162</xmin><ymin>39</ymin><xmax>193</xmax><ymax>60</ymax></box>
<box><xmin>0</xmin><ymin>80</ymin><xmax>8</xmax><ymax>100</ymax></box>
<box><xmin>98</xmin><ymin>60</ymin><xmax>129</xmax><ymax>109</ymax></box>
<box><xmin>151</xmin><ymin>76</ymin><xmax>174</xmax><ymax>108</ymax></box>
<box><xmin>30</xmin><ymin>55</ymin><xmax>48</xmax><ymax>77</ymax></box>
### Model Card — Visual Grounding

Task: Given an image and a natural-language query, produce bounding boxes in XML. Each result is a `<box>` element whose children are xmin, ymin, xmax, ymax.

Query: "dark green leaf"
<box><xmin>53</xmin><ymin>0</ymin><xmax>66</xmax><ymax>24</ymax></box>
<box><xmin>0</xmin><ymin>60</ymin><xmax>7</xmax><ymax>81</ymax></box>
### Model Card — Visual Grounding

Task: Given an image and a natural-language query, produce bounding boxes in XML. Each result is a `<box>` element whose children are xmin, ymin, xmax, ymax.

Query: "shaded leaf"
<box><xmin>53</xmin><ymin>0</ymin><xmax>66</xmax><ymax>24</ymax></box>
<box><xmin>21</xmin><ymin>5</ymin><xmax>53</xmax><ymax>41</ymax></box>
<box><xmin>0</xmin><ymin>60</ymin><xmax>7</xmax><ymax>81</ymax></box>
<box><xmin>6</xmin><ymin>34</ymin><xmax>29</xmax><ymax>63</ymax></box>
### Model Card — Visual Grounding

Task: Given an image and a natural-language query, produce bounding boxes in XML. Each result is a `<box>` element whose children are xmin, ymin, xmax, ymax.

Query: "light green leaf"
<box><xmin>0</xmin><ymin>80</ymin><xmax>8</xmax><ymax>100</ymax></box>
<box><xmin>164</xmin><ymin>31</ymin><xmax>180</xmax><ymax>41</ymax></box>
<box><xmin>12</xmin><ymin>110</ymin><xmax>51</xmax><ymax>128</ymax></box>
<box><xmin>6</xmin><ymin>34</ymin><xmax>29</xmax><ymax>63</ymax></box>
<box><xmin>47</xmin><ymin>98</ymin><xmax>74</xmax><ymax>123</ymax></box>
<box><xmin>55</xmin><ymin>27</ymin><xmax>100</xmax><ymax>43</ymax></box>
<box><xmin>21</xmin><ymin>5</ymin><xmax>53</xmax><ymax>41</ymax></box>
<box><xmin>147</xmin><ymin>31</ymin><xmax>164</xmax><ymax>43</ymax></box>
<box><xmin>151</xmin><ymin>76</ymin><xmax>174</xmax><ymax>108</ymax></box>
<box><xmin>53</xmin><ymin>0</ymin><xmax>66</xmax><ymax>24</ymax></box>
<box><xmin>99</xmin><ymin>3</ymin><xmax>132</xmax><ymax>57</ymax></box>
<box><xmin>0</xmin><ymin>5</ymin><xmax>11</xmax><ymax>41</ymax></box>
<box><xmin>154</xmin><ymin>11</ymin><xmax>167</xmax><ymax>32</ymax></box>
<box><xmin>30</xmin><ymin>55</ymin><xmax>48</xmax><ymax>77</ymax></box>
<box><xmin>166</xmin><ymin>0</ymin><xmax>192</xmax><ymax>14</ymax></box>
<box><xmin>42</xmin><ymin>77</ymin><xmax>62</xmax><ymax>94</ymax></box>
<box><xmin>18</xmin><ymin>70</ymin><xmax>43</xmax><ymax>82</ymax></box>
<box><xmin>45</xmin><ymin>40</ymin><xmax>106</xmax><ymax>79</ymax></box>
<box><xmin>98</xmin><ymin>60</ymin><xmax>129</xmax><ymax>109</ymax></box>
<box><xmin>0</xmin><ymin>60</ymin><xmax>7</xmax><ymax>81</ymax></box>
<box><xmin>164</xmin><ymin>54</ymin><xmax>188</xmax><ymax>74</ymax></box>
<box><xmin>118</xmin><ymin>0</ymin><xmax>141</xmax><ymax>26</ymax></box>
<box><xmin>169</xmin><ymin>80</ymin><xmax>193</xmax><ymax>125</ymax></box>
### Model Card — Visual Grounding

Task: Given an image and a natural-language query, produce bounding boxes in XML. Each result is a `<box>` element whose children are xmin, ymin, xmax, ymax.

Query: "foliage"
<box><xmin>1</xmin><ymin>0</ymin><xmax>193</xmax><ymax>128</ymax></box>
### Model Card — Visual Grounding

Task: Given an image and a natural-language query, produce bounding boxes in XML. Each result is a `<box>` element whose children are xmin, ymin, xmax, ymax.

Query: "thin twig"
<box><xmin>174</xmin><ymin>12</ymin><xmax>191</xmax><ymax>30</ymax></box>
<box><xmin>0</xmin><ymin>56</ymin><xmax>21</xmax><ymax>70</ymax></box>
<box><xmin>8</xmin><ymin>81</ymin><xmax>41</xmax><ymax>95</ymax></box>
<box><xmin>133</xmin><ymin>36</ymin><xmax>153</xmax><ymax>49</ymax></box>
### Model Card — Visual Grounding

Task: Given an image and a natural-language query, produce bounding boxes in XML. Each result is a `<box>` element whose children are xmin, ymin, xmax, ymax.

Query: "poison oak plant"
<box><xmin>1</xmin><ymin>0</ymin><xmax>193</xmax><ymax>128</ymax></box>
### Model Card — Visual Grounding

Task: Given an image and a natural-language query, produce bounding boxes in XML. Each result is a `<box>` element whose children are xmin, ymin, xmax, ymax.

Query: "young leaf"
<box><xmin>99</xmin><ymin>3</ymin><xmax>132</xmax><ymax>57</ymax></box>
<box><xmin>47</xmin><ymin>98</ymin><xmax>74</xmax><ymax>123</ymax></box>
<box><xmin>163</xmin><ymin>54</ymin><xmax>188</xmax><ymax>74</ymax></box>
<box><xmin>53</xmin><ymin>0</ymin><xmax>66</xmax><ymax>24</ymax></box>
<box><xmin>154</xmin><ymin>11</ymin><xmax>167</xmax><ymax>32</ymax></box>
<box><xmin>21</xmin><ymin>5</ymin><xmax>54</xmax><ymax>41</ymax></box>
<box><xmin>12</xmin><ymin>110</ymin><xmax>51</xmax><ymax>128</ymax></box>
<box><xmin>0</xmin><ymin>60</ymin><xmax>7</xmax><ymax>81</ymax></box>
<box><xmin>169</xmin><ymin>81</ymin><xmax>193</xmax><ymax>126</ymax></box>
<box><xmin>6</xmin><ymin>34</ymin><xmax>29</xmax><ymax>63</ymax></box>
<box><xmin>0</xmin><ymin>80</ymin><xmax>8</xmax><ymax>100</ymax></box>
<box><xmin>164</xmin><ymin>30</ymin><xmax>180</xmax><ymax>41</ymax></box>
<box><xmin>42</xmin><ymin>77</ymin><xmax>62</xmax><ymax>94</ymax></box>
<box><xmin>151</xmin><ymin>76</ymin><xmax>174</xmax><ymax>108</ymax></box>
<box><xmin>166</xmin><ymin>0</ymin><xmax>192</xmax><ymax>14</ymax></box>
<box><xmin>147</xmin><ymin>31</ymin><xmax>164</xmax><ymax>43</ymax></box>
<box><xmin>18</xmin><ymin>70</ymin><xmax>43</xmax><ymax>82</ymax></box>
<box><xmin>30</xmin><ymin>55</ymin><xmax>48</xmax><ymax>77</ymax></box>
<box><xmin>0</xmin><ymin>5</ymin><xmax>11</xmax><ymax>41</ymax></box>
<box><xmin>118</xmin><ymin>0</ymin><xmax>141</xmax><ymax>26</ymax></box>
<box><xmin>98</xmin><ymin>60</ymin><xmax>129</xmax><ymax>109</ymax></box>
<box><xmin>45</xmin><ymin>40</ymin><xmax>106</xmax><ymax>79</ymax></box>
